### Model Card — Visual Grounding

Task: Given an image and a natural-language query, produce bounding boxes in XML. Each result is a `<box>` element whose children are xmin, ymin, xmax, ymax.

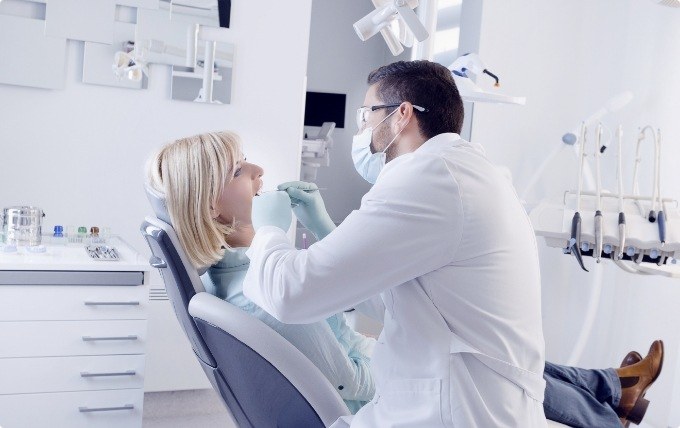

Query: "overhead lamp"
<box><xmin>354</xmin><ymin>0</ymin><xmax>429</xmax><ymax>56</ymax></box>
<box><xmin>448</xmin><ymin>53</ymin><xmax>526</xmax><ymax>105</ymax></box>
<box><xmin>112</xmin><ymin>48</ymin><xmax>149</xmax><ymax>82</ymax></box>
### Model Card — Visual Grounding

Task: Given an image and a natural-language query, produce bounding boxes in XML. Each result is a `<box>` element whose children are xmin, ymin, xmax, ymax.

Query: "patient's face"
<box><xmin>215</xmin><ymin>156</ymin><xmax>264</xmax><ymax>227</ymax></box>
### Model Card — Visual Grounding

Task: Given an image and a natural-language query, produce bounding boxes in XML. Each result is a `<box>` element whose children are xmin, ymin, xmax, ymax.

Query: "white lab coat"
<box><xmin>244</xmin><ymin>133</ymin><xmax>547</xmax><ymax>427</ymax></box>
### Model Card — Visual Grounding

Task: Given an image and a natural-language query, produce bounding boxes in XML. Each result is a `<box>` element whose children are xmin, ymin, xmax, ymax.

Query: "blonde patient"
<box><xmin>146</xmin><ymin>130</ymin><xmax>375</xmax><ymax>413</ymax></box>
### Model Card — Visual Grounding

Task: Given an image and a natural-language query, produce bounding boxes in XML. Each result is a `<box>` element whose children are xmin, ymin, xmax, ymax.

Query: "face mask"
<box><xmin>351</xmin><ymin>109</ymin><xmax>402</xmax><ymax>184</ymax></box>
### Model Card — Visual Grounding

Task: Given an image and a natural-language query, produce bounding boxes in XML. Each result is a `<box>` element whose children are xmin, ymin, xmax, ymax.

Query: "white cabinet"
<box><xmin>0</xmin><ymin>237</ymin><xmax>150</xmax><ymax>428</ymax></box>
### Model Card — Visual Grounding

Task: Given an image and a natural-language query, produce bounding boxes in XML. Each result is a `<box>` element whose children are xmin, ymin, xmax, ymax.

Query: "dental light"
<box><xmin>448</xmin><ymin>53</ymin><xmax>526</xmax><ymax>105</ymax></box>
<box><xmin>353</xmin><ymin>0</ymin><xmax>429</xmax><ymax>56</ymax></box>
<box><xmin>112</xmin><ymin>45</ymin><xmax>149</xmax><ymax>82</ymax></box>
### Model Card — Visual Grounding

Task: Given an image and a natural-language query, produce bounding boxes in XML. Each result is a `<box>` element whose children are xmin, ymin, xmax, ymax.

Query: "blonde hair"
<box><xmin>146</xmin><ymin>131</ymin><xmax>242</xmax><ymax>269</ymax></box>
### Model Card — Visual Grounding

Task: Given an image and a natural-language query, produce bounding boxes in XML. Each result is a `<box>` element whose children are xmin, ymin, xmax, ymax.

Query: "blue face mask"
<box><xmin>351</xmin><ymin>109</ymin><xmax>402</xmax><ymax>184</ymax></box>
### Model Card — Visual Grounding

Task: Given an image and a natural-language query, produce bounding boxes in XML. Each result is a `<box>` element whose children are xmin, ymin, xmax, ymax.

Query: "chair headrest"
<box><xmin>144</xmin><ymin>183</ymin><xmax>172</xmax><ymax>225</ymax></box>
<box><xmin>144</xmin><ymin>184</ymin><xmax>210</xmax><ymax>276</ymax></box>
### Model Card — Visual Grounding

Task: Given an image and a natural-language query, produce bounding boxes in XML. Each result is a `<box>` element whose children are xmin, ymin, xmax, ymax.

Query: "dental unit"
<box><xmin>530</xmin><ymin>123</ymin><xmax>679</xmax><ymax>278</ymax></box>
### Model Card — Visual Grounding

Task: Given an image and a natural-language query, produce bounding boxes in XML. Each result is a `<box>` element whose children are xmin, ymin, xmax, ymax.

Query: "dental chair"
<box><xmin>140</xmin><ymin>187</ymin><xmax>350</xmax><ymax>428</ymax></box>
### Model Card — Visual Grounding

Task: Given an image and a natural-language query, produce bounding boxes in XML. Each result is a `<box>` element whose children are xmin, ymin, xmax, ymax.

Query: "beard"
<box><xmin>370</xmin><ymin>122</ymin><xmax>397</xmax><ymax>156</ymax></box>
<box><xmin>371</xmin><ymin>126</ymin><xmax>399</xmax><ymax>162</ymax></box>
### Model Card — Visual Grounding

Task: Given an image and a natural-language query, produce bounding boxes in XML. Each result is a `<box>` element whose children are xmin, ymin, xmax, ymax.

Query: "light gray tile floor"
<box><xmin>143</xmin><ymin>389</ymin><xmax>237</xmax><ymax>428</ymax></box>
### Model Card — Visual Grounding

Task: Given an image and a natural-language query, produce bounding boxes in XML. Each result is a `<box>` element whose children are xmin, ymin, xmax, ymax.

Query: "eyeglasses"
<box><xmin>356</xmin><ymin>103</ymin><xmax>429</xmax><ymax>129</ymax></box>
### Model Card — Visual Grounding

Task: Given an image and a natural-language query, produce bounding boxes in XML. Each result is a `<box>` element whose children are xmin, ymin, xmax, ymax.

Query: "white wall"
<box><xmin>471</xmin><ymin>1</ymin><xmax>680</xmax><ymax>426</ymax></box>
<box><xmin>0</xmin><ymin>0</ymin><xmax>313</xmax><ymax>392</ymax></box>
<box><xmin>0</xmin><ymin>1</ymin><xmax>311</xmax><ymax>254</ymax></box>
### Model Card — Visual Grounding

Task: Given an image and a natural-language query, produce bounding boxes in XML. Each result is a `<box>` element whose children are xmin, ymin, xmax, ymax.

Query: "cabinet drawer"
<box><xmin>0</xmin><ymin>320</ymin><xmax>146</xmax><ymax>358</ymax></box>
<box><xmin>0</xmin><ymin>388</ymin><xmax>143</xmax><ymax>428</ymax></box>
<box><xmin>0</xmin><ymin>284</ymin><xmax>148</xmax><ymax>321</ymax></box>
<box><xmin>0</xmin><ymin>354</ymin><xmax>145</xmax><ymax>394</ymax></box>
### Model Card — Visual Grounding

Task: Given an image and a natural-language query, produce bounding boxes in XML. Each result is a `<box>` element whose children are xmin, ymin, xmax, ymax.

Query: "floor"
<box><xmin>142</xmin><ymin>389</ymin><xmax>661</xmax><ymax>428</ymax></box>
<box><xmin>143</xmin><ymin>389</ymin><xmax>237</xmax><ymax>428</ymax></box>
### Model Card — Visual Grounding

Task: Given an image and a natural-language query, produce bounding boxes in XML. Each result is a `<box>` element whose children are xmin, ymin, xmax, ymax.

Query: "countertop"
<box><xmin>0</xmin><ymin>236</ymin><xmax>150</xmax><ymax>272</ymax></box>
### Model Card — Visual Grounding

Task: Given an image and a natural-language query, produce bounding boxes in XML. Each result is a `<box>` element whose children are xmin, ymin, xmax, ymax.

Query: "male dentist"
<box><xmin>243</xmin><ymin>60</ymin><xmax>547</xmax><ymax>427</ymax></box>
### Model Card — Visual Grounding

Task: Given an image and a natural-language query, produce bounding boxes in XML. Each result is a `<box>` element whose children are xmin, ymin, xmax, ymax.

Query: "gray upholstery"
<box><xmin>140</xmin><ymin>218</ymin><xmax>211</xmax><ymax>364</ymax></box>
<box><xmin>189</xmin><ymin>293</ymin><xmax>350</xmax><ymax>427</ymax></box>
<box><xmin>144</xmin><ymin>183</ymin><xmax>172</xmax><ymax>225</ymax></box>
<box><xmin>140</xmin><ymin>214</ymin><xmax>350</xmax><ymax>427</ymax></box>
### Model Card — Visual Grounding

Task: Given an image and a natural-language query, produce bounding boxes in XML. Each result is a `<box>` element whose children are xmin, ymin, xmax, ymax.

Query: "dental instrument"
<box><xmin>258</xmin><ymin>188</ymin><xmax>326</xmax><ymax>195</ymax></box>
<box><xmin>659</xmin><ymin>198</ymin><xmax>667</xmax><ymax>247</ymax></box>
<box><xmin>616</xmin><ymin>125</ymin><xmax>626</xmax><ymax>259</ymax></box>
<box><xmin>523</xmin><ymin>92</ymin><xmax>632</xmax><ymax>203</ymax></box>
<box><xmin>566</xmin><ymin>123</ymin><xmax>589</xmax><ymax>272</ymax></box>
<box><xmin>631</xmin><ymin>125</ymin><xmax>661</xmax><ymax>222</ymax></box>
<box><xmin>654</xmin><ymin>129</ymin><xmax>667</xmax><ymax>246</ymax></box>
<box><xmin>594</xmin><ymin>124</ymin><xmax>604</xmax><ymax>263</ymax></box>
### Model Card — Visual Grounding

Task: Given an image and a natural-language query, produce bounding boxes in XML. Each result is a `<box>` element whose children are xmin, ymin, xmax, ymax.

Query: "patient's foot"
<box><xmin>618</xmin><ymin>351</ymin><xmax>642</xmax><ymax>427</ymax></box>
<box><xmin>615</xmin><ymin>340</ymin><xmax>664</xmax><ymax>426</ymax></box>
<box><xmin>620</xmin><ymin>351</ymin><xmax>642</xmax><ymax>368</ymax></box>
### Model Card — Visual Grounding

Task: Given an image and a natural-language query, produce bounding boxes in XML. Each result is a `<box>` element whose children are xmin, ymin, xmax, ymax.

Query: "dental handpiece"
<box><xmin>658</xmin><ymin>210</ymin><xmax>666</xmax><ymax>246</ymax></box>
<box><xmin>594</xmin><ymin>124</ymin><xmax>604</xmax><ymax>264</ymax></box>
<box><xmin>618</xmin><ymin>212</ymin><xmax>626</xmax><ymax>259</ymax></box>
<box><xmin>568</xmin><ymin>212</ymin><xmax>588</xmax><ymax>272</ymax></box>
<box><xmin>594</xmin><ymin>211</ymin><xmax>603</xmax><ymax>263</ymax></box>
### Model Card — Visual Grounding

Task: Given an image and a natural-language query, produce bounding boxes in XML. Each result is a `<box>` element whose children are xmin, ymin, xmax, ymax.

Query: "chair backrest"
<box><xmin>140</xmin><ymin>217</ymin><xmax>216</xmax><ymax>367</ymax></box>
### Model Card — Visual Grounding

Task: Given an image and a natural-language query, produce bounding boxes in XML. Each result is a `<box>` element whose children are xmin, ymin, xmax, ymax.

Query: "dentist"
<box><xmin>243</xmin><ymin>60</ymin><xmax>547</xmax><ymax>427</ymax></box>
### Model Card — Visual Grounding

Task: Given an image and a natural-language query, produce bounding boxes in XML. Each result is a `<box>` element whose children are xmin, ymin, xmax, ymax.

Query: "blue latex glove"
<box><xmin>277</xmin><ymin>181</ymin><xmax>336</xmax><ymax>240</ymax></box>
<box><xmin>251</xmin><ymin>191</ymin><xmax>293</xmax><ymax>232</ymax></box>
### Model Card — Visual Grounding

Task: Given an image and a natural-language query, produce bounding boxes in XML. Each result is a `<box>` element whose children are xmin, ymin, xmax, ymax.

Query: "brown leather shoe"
<box><xmin>615</xmin><ymin>340</ymin><xmax>664</xmax><ymax>426</ymax></box>
<box><xmin>619</xmin><ymin>351</ymin><xmax>643</xmax><ymax>427</ymax></box>
<box><xmin>620</xmin><ymin>351</ymin><xmax>642</xmax><ymax>368</ymax></box>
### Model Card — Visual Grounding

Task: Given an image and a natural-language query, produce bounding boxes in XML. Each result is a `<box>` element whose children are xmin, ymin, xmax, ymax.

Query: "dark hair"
<box><xmin>367</xmin><ymin>60</ymin><xmax>464</xmax><ymax>138</ymax></box>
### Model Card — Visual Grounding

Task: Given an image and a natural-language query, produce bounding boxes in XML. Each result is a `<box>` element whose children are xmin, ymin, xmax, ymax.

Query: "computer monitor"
<box><xmin>304</xmin><ymin>91</ymin><xmax>346</xmax><ymax>128</ymax></box>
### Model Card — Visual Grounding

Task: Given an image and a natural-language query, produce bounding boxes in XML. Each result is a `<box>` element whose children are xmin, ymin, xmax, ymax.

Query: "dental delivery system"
<box><xmin>530</xmin><ymin>124</ymin><xmax>679</xmax><ymax>278</ymax></box>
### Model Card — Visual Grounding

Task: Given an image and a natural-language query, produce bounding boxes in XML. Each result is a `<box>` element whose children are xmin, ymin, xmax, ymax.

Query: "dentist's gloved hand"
<box><xmin>251</xmin><ymin>191</ymin><xmax>293</xmax><ymax>232</ymax></box>
<box><xmin>277</xmin><ymin>181</ymin><xmax>336</xmax><ymax>240</ymax></box>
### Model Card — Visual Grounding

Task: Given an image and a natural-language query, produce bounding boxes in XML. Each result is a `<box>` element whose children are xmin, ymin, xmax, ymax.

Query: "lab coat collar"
<box><xmin>415</xmin><ymin>133</ymin><xmax>465</xmax><ymax>155</ymax></box>
<box><xmin>415</xmin><ymin>132</ymin><xmax>487</xmax><ymax>157</ymax></box>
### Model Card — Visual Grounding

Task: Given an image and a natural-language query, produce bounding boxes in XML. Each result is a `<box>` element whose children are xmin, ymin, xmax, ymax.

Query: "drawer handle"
<box><xmin>149</xmin><ymin>256</ymin><xmax>167</xmax><ymax>268</ymax></box>
<box><xmin>82</xmin><ymin>335</ymin><xmax>138</xmax><ymax>341</ymax></box>
<box><xmin>81</xmin><ymin>370</ymin><xmax>137</xmax><ymax>378</ymax></box>
<box><xmin>79</xmin><ymin>404</ymin><xmax>134</xmax><ymax>413</ymax></box>
<box><xmin>84</xmin><ymin>301</ymin><xmax>140</xmax><ymax>306</ymax></box>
